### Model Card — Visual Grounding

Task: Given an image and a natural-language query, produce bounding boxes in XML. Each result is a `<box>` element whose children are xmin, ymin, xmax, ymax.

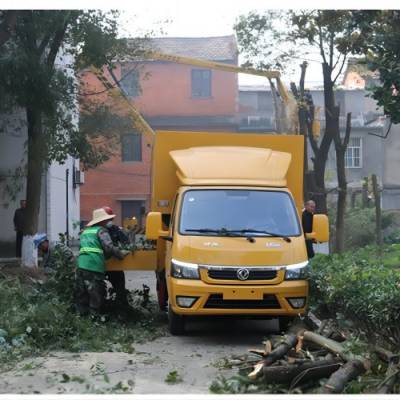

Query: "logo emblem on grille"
<box><xmin>237</xmin><ymin>268</ymin><xmax>250</xmax><ymax>281</ymax></box>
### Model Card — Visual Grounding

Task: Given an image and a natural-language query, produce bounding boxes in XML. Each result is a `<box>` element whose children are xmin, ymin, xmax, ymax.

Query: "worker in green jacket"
<box><xmin>76</xmin><ymin>207</ymin><xmax>130</xmax><ymax>316</ymax></box>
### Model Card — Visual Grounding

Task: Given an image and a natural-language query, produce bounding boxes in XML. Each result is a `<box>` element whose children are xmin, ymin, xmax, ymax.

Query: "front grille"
<box><xmin>208</xmin><ymin>269</ymin><xmax>277</xmax><ymax>281</ymax></box>
<box><xmin>204</xmin><ymin>294</ymin><xmax>281</xmax><ymax>309</ymax></box>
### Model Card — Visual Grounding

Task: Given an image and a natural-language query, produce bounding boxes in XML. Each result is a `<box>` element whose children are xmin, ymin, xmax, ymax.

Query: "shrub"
<box><xmin>0</xmin><ymin>257</ymin><xmax>166</xmax><ymax>369</ymax></box>
<box><xmin>308</xmin><ymin>245</ymin><xmax>400</xmax><ymax>347</ymax></box>
<box><xmin>328</xmin><ymin>207</ymin><xmax>394</xmax><ymax>250</ymax></box>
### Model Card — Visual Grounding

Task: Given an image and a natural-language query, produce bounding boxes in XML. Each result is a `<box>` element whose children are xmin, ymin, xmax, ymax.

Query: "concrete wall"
<box><xmin>0</xmin><ymin>111</ymin><xmax>44</xmax><ymax>256</ymax></box>
<box><xmin>382</xmin><ymin>121</ymin><xmax>400</xmax><ymax>209</ymax></box>
<box><xmin>46</xmin><ymin>158</ymin><xmax>80</xmax><ymax>242</ymax></box>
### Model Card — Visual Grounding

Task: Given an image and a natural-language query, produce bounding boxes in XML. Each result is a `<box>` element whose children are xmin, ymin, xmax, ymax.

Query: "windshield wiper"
<box><xmin>184</xmin><ymin>228</ymin><xmax>245</xmax><ymax>237</ymax></box>
<box><xmin>226</xmin><ymin>229</ymin><xmax>292</xmax><ymax>242</ymax></box>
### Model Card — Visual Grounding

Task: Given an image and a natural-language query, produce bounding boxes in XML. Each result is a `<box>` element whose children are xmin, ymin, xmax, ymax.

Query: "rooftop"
<box><xmin>130</xmin><ymin>35</ymin><xmax>238</xmax><ymax>61</ymax></box>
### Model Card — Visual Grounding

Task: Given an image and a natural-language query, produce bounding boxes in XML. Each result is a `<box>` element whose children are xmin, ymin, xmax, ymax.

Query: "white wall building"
<box><xmin>0</xmin><ymin>48</ymin><xmax>81</xmax><ymax>258</ymax></box>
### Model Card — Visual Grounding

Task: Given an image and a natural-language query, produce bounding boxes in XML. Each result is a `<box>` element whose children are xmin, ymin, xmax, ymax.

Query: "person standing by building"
<box><xmin>302</xmin><ymin>200</ymin><xmax>316</xmax><ymax>259</ymax></box>
<box><xmin>76</xmin><ymin>208</ymin><xmax>130</xmax><ymax>316</ymax></box>
<box><xmin>13</xmin><ymin>200</ymin><xmax>26</xmax><ymax>258</ymax></box>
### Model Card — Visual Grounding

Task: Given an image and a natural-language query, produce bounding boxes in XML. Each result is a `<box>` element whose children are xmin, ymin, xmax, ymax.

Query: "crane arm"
<box><xmin>89</xmin><ymin>66</ymin><xmax>156</xmax><ymax>144</ymax></box>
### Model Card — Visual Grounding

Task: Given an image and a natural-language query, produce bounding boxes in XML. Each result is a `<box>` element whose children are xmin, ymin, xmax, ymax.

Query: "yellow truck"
<box><xmin>108</xmin><ymin>130</ymin><xmax>329</xmax><ymax>334</ymax></box>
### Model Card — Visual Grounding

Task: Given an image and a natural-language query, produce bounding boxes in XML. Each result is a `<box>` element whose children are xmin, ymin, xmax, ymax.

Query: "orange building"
<box><xmin>80</xmin><ymin>36</ymin><xmax>239</xmax><ymax>225</ymax></box>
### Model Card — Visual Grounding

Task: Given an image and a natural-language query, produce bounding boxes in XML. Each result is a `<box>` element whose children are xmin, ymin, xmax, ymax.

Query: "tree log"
<box><xmin>263</xmin><ymin>358</ymin><xmax>342</xmax><ymax>386</ymax></box>
<box><xmin>303</xmin><ymin>331</ymin><xmax>362</xmax><ymax>363</ymax></box>
<box><xmin>374</xmin><ymin>345</ymin><xmax>399</xmax><ymax>364</ymax></box>
<box><xmin>320</xmin><ymin>359</ymin><xmax>366</xmax><ymax>393</ymax></box>
<box><xmin>377</xmin><ymin>362</ymin><xmax>400</xmax><ymax>394</ymax></box>
<box><xmin>263</xmin><ymin>322</ymin><xmax>307</xmax><ymax>367</ymax></box>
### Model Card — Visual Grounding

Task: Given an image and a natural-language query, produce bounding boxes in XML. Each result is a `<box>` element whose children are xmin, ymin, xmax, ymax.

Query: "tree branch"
<box><xmin>38</xmin><ymin>31</ymin><xmax>53</xmax><ymax>56</ymax></box>
<box><xmin>332</xmin><ymin>53</ymin><xmax>342</xmax><ymax>72</ymax></box>
<box><xmin>300</xmin><ymin>61</ymin><xmax>307</xmax><ymax>97</ymax></box>
<box><xmin>317</xmin><ymin>12</ymin><xmax>328</xmax><ymax>65</ymax></box>
<box><xmin>333</xmin><ymin>53</ymin><xmax>348</xmax><ymax>84</ymax></box>
<box><xmin>46</xmin><ymin>12</ymin><xmax>71</xmax><ymax>68</ymax></box>
<box><xmin>343</xmin><ymin>112</ymin><xmax>352</xmax><ymax>149</ymax></box>
<box><xmin>329</xmin><ymin>31</ymin><xmax>334</xmax><ymax>69</ymax></box>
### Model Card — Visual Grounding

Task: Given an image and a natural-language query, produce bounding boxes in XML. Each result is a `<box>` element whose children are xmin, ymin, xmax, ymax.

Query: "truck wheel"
<box><xmin>156</xmin><ymin>271</ymin><xmax>168</xmax><ymax>311</ymax></box>
<box><xmin>279</xmin><ymin>316</ymin><xmax>295</xmax><ymax>332</ymax></box>
<box><xmin>168</xmin><ymin>306</ymin><xmax>185</xmax><ymax>335</ymax></box>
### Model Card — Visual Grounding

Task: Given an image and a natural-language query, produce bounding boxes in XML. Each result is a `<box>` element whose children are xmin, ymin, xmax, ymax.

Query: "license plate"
<box><xmin>223</xmin><ymin>289</ymin><xmax>263</xmax><ymax>300</ymax></box>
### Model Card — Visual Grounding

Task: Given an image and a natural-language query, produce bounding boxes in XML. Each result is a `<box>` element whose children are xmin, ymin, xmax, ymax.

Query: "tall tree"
<box><xmin>235</xmin><ymin>10</ymin><xmax>361</xmax><ymax>252</ymax></box>
<box><xmin>350</xmin><ymin>10</ymin><xmax>400</xmax><ymax>124</ymax></box>
<box><xmin>0</xmin><ymin>11</ymin><xmax>139</xmax><ymax>238</ymax></box>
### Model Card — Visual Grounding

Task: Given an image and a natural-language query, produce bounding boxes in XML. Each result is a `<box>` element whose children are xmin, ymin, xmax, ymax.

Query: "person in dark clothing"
<box><xmin>13</xmin><ymin>200</ymin><xmax>26</xmax><ymax>258</ymax></box>
<box><xmin>302</xmin><ymin>200</ymin><xmax>316</xmax><ymax>259</ymax></box>
<box><xmin>76</xmin><ymin>208</ymin><xmax>130</xmax><ymax>316</ymax></box>
<box><xmin>102</xmin><ymin>206</ymin><xmax>131</xmax><ymax>309</ymax></box>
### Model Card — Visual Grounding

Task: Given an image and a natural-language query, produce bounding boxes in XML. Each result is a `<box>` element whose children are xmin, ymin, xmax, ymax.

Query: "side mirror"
<box><xmin>145</xmin><ymin>212</ymin><xmax>169</xmax><ymax>240</ymax></box>
<box><xmin>305</xmin><ymin>214</ymin><xmax>329</xmax><ymax>243</ymax></box>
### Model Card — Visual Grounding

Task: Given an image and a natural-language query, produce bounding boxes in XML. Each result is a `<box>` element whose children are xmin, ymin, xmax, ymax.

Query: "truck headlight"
<box><xmin>285</xmin><ymin>261</ymin><xmax>308</xmax><ymax>280</ymax></box>
<box><xmin>171</xmin><ymin>259</ymin><xmax>200</xmax><ymax>280</ymax></box>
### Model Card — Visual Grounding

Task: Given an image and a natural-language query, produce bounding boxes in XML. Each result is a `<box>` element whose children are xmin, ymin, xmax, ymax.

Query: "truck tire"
<box><xmin>156</xmin><ymin>271</ymin><xmax>168</xmax><ymax>311</ymax></box>
<box><xmin>279</xmin><ymin>316</ymin><xmax>295</xmax><ymax>332</ymax></box>
<box><xmin>168</xmin><ymin>306</ymin><xmax>185</xmax><ymax>335</ymax></box>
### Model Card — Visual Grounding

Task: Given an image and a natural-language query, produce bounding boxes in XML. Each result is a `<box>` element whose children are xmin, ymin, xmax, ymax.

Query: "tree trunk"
<box><xmin>350</xmin><ymin>190</ymin><xmax>356</xmax><ymax>209</ymax></box>
<box><xmin>371</xmin><ymin>174</ymin><xmax>383</xmax><ymax>247</ymax></box>
<box><xmin>24</xmin><ymin>106</ymin><xmax>44</xmax><ymax>235</ymax></box>
<box><xmin>362</xmin><ymin>177</ymin><xmax>369</xmax><ymax>208</ymax></box>
<box><xmin>334</xmin><ymin>111</ymin><xmax>350</xmax><ymax>253</ymax></box>
<box><xmin>21</xmin><ymin>106</ymin><xmax>44</xmax><ymax>268</ymax></box>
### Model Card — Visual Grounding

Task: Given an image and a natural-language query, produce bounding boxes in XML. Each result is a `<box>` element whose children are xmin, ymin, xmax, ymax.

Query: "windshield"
<box><xmin>179</xmin><ymin>189</ymin><xmax>301</xmax><ymax>237</ymax></box>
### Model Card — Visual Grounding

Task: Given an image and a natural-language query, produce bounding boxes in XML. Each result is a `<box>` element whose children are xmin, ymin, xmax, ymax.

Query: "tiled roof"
<box><xmin>132</xmin><ymin>35</ymin><xmax>238</xmax><ymax>61</ymax></box>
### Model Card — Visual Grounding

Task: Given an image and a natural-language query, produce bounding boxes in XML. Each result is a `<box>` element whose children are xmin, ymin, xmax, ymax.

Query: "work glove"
<box><xmin>120</xmin><ymin>250</ymin><xmax>131</xmax><ymax>258</ymax></box>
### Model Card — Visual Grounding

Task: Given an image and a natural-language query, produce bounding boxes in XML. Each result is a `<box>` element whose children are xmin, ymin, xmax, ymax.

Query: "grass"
<box><xmin>165</xmin><ymin>370</ymin><xmax>183</xmax><ymax>384</ymax></box>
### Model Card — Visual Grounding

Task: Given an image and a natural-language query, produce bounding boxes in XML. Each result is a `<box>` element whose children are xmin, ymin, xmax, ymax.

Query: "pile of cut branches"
<box><xmin>211</xmin><ymin>315</ymin><xmax>399</xmax><ymax>394</ymax></box>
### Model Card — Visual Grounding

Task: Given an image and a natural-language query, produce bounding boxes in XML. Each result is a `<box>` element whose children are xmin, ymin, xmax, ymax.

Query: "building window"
<box><xmin>345</xmin><ymin>137</ymin><xmax>362</xmax><ymax>168</ymax></box>
<box><xmin>120</xmin><ymin>65</ymin><xmax>140</xmax><ymax>97</ymax></box>
<box><xmin>191</xmin><ymin>69</ymin><xmax>211</xmax><ymax>98</ymax></box>
<box><xmin>121</xmin><ymin>200</ymin><xmax>145</xmax><ymax>225</ymax></box>
<box><xmin>121</xmin><ymin>134</ymin><xmax>142</xmax><ymax>162</ymax></box>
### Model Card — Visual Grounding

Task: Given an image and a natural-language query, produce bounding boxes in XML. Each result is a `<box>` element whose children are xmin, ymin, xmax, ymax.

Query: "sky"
<box><xmin>4</xmin><ymin>0</ymin><xmax>399</xmax><ymax>87</ymax></box>
<box><xmin>117</xmin><ymin>1</ymin><xmax>325</xmax><ymax>87</ymax></box>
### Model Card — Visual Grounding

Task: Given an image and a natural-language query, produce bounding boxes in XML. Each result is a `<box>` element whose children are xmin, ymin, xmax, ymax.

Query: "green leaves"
<box><xmin>308</xmin><ymin>245</ymin><xmax>400</xmax><ymax>346</ymax></box>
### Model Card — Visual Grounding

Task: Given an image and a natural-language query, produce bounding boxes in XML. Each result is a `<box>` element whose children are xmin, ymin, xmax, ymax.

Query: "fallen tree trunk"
<box><xmin>320</xmin><ymin>359</ymin><xmax>366</xmax><ymax>393</ymax></box>
<box><xmin>263</xmin><ymin>358</ymin><xmax>342</xmax><ymax>385</ymax></box>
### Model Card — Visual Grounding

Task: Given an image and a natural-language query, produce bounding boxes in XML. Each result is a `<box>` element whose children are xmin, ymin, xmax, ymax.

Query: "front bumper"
<box><xmin>169</xmin><ymin>278</ymin><xmax>308</xmax><ymax>316</ymax></box>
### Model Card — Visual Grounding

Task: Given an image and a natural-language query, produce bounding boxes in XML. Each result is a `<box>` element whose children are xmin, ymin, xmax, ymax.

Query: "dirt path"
<box><xmin>0</xmin><ymin>271</ymin><xmax>278</xmax><ymax>394</ymax></box>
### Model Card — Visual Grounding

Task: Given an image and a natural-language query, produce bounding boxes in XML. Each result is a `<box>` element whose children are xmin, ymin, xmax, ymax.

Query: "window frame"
<box><xmin>121</xmin><ymin>133</ymin><xmax>142</xmax><ymax>162</ymax></box>
<box><xmin>345</xmin><ymin>137</ymin><xmax>362</xmax><ymax>169</ymax></box>
<box><xmin>120</xmin><ymin>65</ymin><xmax>140</xmax><ymax>98</ymax></box>
<box><xmin>191</xmin><ymin>68</ymin><xmax>212</xmax><ymax>98</ymax></box>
